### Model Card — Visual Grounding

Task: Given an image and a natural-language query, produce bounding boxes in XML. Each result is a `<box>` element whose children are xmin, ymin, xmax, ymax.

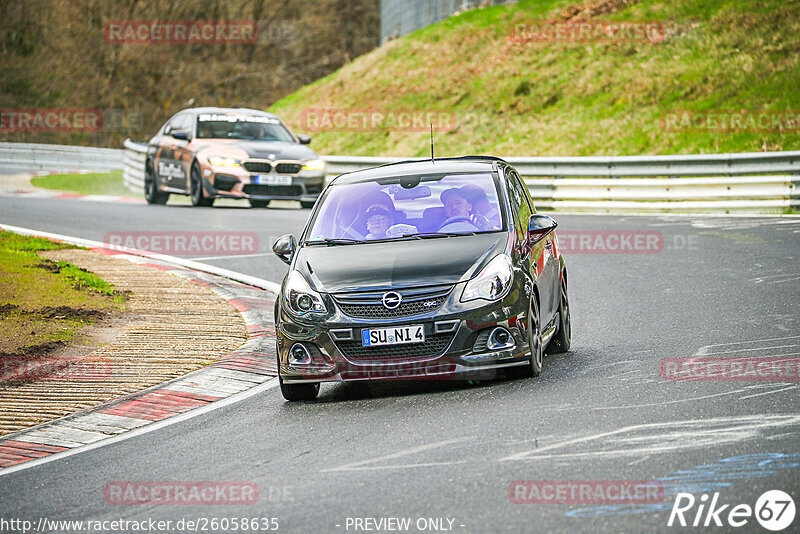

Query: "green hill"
<box><xmin>270</xmin><ymin>0</ymin><xmax>800</xmax><ymax>157</ymax></box>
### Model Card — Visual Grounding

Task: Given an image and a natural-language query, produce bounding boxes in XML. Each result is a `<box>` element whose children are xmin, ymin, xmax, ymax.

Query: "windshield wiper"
<box><xmin>402</xmin><ymin>232</ymin><xmax>480</xmax><ymax>239</ymax></box>
<box><xmin>305</xmin><ymin>238</ymin><xmax>363</xmax><ymax>246</ymax></box>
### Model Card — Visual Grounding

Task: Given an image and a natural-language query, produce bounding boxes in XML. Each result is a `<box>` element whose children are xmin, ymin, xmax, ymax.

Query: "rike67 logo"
<box><xmin>668</xmin><ymin>490</ymin><xmax>795</xmax><ymax>531</ymax></box>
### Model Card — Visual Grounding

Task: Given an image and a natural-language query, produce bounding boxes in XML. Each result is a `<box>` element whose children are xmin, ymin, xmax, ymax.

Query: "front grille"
<box><xmin>243</xmin><ymin>184</ymin><xmax>302</xmax><ymax>197</ymax></box>
<box><xmin>334</xmin><ymin>330</ymin><xmax>457</xmax><ymax>362</ymax></box>
<box><xmin>333</xmin><ymin>284</ymin><xmax>452</xmax><ymax>319</ymax></box>
<box><xmin>243</xmin><ymin>161</ymin><xmax>272</xmax><ymax>173</ymax></box>
<box><xmin>276</xmin><ymin>163</ymin><xmax>302</xmax><ymax>174</ymax></box>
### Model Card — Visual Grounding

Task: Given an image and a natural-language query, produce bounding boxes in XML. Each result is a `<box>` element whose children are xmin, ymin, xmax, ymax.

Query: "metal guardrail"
<box><xmin>123</xmin><ymin>139</ymin><xmax>148</xmax><ymax>193</ymax></box>
<box><xmin>0</xmin><ymin>142</ymin><xmax>123</xmax><ymax>174</ymax></box>
<box><xmin>1</xmin><ymin>141</ymin><xmax>796</xmax><ymax>213</ymax></box>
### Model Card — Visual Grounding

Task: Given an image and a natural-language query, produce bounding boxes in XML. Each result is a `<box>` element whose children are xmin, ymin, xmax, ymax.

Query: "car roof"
<box><xmin>178</xmin><ymin>107</ymin><xmax>280</xmax><ymax>119</ymax></box>
<box><xmin>331</xmin><ymin>156</ymin><xmax>508</xmax><ymax>185</ymax></box>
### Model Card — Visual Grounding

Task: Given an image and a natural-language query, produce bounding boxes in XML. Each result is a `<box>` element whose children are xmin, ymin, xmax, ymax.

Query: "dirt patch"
<box><xmin>0</xmin><ymin>304</ymin><xmax>18</xmax><ymax>315</ymax></box>
<box><xmin>0</xmin><ymin>341</ymin><xmax>66</xmax><ymax>360</ymax></box>
<box><xmin>32</xmin><ymin>260</ymin><xmax>61</xmax><ymax>273</ymax></box>
<box><xmin>39</xmin><ymin>305</ymin><xmax>106</xmax><ymax>321</ymax></box>
<box><xmin>560</xmin><ymin>0</ymin><xmax>640</xmax><ymax>22</ymax></box>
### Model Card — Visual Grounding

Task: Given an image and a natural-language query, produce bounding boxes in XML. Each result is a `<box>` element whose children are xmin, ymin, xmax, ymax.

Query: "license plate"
<box><xmin>362</xmin><ymin>325</ymin><xmax>425</xmax><ymax>347</ymax></box>
<box><xmin>254</xmin><ymin>174</ymin><xmax>292</xmax><ymax>186</ymax></box>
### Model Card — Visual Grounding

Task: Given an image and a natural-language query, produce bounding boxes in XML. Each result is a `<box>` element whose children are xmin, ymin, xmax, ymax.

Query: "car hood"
<box><xmin>229</xmin><ymin>141</ymin><xmax>317</xmax><ymax>161</ymax></box>
<box><xmin>194</xmin><ymin>140</ymin><xmax>318</xmax><ymax>161</ymax></box>
<box><xmin>295</xmin><ymin>233</ymin><xmax>509</xmax><ymax>293</ymax></box>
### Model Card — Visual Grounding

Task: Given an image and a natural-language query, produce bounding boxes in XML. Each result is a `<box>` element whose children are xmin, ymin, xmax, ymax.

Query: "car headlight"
<box><xmin>461</xmin><ymin>254</ymin><xmax>514</xmax><ymax>303</ymax></box>
<box><xmin>283</xmin><ymin>270</ymin><xmax>327</xmax><ymax>316</ymax></box>
<box><xmin>208</xmin><ymin>155</ymin><xmax>241</xmax><ymax>167</ymax></box>
<box><xmin>302</xmin><ymin>158</ymin><xmax>326</xmax><ymax>171</ymax></box>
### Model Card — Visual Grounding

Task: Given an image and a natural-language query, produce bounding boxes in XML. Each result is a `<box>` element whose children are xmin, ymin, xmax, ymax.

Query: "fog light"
<box><xmin>487</xmin><ymin>327</ymin><xmax>514</xmax><ymax>351</ymax></box>
<box><xmin>289</xmin><ymin>343</ymin><xmax>312</xmax><ymax>365</ymax></box>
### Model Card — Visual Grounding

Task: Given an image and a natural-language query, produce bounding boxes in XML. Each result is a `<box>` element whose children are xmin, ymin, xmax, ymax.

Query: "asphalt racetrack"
<box><xmin>1</xmin><ymin>193</ymin><xmax>799</xmax><ymax>533</ymax></box>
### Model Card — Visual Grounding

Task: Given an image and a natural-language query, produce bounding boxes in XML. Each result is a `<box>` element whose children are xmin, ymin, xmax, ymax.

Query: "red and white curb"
<box><xmin>0</xmin><ymin>226</ymin><xmax>281</xmax><ymax>474</ymax></box>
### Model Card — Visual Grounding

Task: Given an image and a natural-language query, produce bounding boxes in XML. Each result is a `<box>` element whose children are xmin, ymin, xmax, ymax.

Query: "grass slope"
<box><xmin>270</xmin><ymin>0</ymin><xmax>800</xmax><ymax>157</ymax></box>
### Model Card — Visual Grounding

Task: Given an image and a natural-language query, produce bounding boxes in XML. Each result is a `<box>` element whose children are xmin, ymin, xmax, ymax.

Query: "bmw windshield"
<box><xmin>196</xmin><ymin>113</ymin><xmax>295</xmax><ymax>142</ymax></box>
<box><xmin>305</xmin><ymin>172</ymin><xmax>506</xmax><ymax>245</ymax></box>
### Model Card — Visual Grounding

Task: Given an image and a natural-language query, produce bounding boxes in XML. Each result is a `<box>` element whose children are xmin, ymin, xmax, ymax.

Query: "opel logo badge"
<box><xmin>382</xmin><ymin>291</ymin><xmax>402</xmax><ymax>310</ymax></box>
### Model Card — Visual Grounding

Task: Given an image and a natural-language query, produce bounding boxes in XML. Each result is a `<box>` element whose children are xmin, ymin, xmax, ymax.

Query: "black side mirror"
<box><xmin>171</xmin><ymin>130</ymin><xmax>190</xmax><ymax>140</ymax></box>
<box><xmin>528</xmin><ymin>214</ymin><xmax>558</xmax><ymax>244</ymax></box>
<box><xmin>273</xmin><ymin>234</ymin><xmax>297</xmax><ymax>265</ymax></box>
<box><xmin>296</xmin><ymin>134</ymin><xmax>312</xmax><ymax>145</ymax></box>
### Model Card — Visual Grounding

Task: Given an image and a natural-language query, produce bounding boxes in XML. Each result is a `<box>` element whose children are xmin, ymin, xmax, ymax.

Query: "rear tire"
<box><xmin>249</xmin><ymin>199</ymin><xmax>270</xmax><ymax>208</ymax></box>
<box><xmin>279</xmin><ymin>375</ymin><xmax>320</xmax><ymax>401</ymax></box>
<box><xmin>300</xmin><ymin>200</ymin><xmax>316</xmax><ymax>209</ymax></box>
<box><xmin>547</xmin><ymin>275</ymin><xmax>571</xmax><ymax>354</ymax></box>
<box><xmin>144</xmin><ymin>161</ymin><xmax>169</xmax><ymax>205</ymax></box>
<box><xmin>190</xmin><ymin>162</ymin><xmax>214</xmax><ymax>207</ymax></box>
<box><xmin>507</xmin><ymin>297</ymin><xmax>543</xmax><ymax>379</ymax></box>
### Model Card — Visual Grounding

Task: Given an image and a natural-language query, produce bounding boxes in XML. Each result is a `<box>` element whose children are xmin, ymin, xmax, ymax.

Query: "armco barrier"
<box><xmin>1</xmin><ymin>141</ymin><xmax>797</xmax><ymax>213</ymax></box>
<box><xmin>0</xmin><ymin>142</ymin><xmax>123</xmax><ymax>174</ymax></box>
<box><xmin>123</xmin><ymin>139</ymin><xmax>147</xmax><ymax>192</ymax></box>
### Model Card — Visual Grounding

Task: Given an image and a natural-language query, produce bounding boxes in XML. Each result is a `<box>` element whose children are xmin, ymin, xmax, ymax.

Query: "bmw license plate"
<box><xmin>254</xmin><ymin>174</ymin><xmax>292</xmax><ymax>186</ymax></box>
<box><xmin>362</xmin><ymin>325</ymin><xmax>425</xmax><ymax>347</ymax></box>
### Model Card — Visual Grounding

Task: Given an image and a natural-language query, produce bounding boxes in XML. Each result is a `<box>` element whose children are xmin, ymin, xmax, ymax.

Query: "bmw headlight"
<box><xmin>302</xmin><ymin>158</ymin><xmax>326</xmax><ymax>171</ymax></box>
<box><xmin>461</xmin><ymin>254</ymin><xmax>514</xmax><ymax>302</ymax></box>
<box><xmin>283</xmin><ymin>270</ymin><xmax>327</xmax><ymax>316</ymax></box>
<box><xmin>208</xmin><ymin>155</ymin><xmax>241</xmax><ymax>167</ymax></box>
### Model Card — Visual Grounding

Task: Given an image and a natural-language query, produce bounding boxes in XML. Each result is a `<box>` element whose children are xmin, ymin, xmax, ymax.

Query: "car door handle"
<box><xmin>544</xmin><ymin>240</ymin><xmax>553</xmax><ymax>249</ymax></box>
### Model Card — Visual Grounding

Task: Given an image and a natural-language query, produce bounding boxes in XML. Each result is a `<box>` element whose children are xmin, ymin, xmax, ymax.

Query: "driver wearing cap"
<box><xmin>439</xmin><ymin>188</ymin><xmax>480</xmax><ymax>232</ymax></box>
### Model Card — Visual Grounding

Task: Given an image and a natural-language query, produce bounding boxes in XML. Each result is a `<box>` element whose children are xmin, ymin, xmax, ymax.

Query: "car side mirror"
<box><xmin>297</xmin><ymin>134</ymin><xmax>312</xmax><ymax>145</ymax></box>
<box><xmin>171</xmin><ymin>130</ymin><xmax>190</xmax><ymax>140</ymax></box>
<box><xmin>528</xmin><ymin>214</ymin><xmax>557</xmax><ymax>245</ymax></box>
<box><xmin>273</xmin><ymin>234</ymin><xmax>297</xmax><ymax>265</ymax></box>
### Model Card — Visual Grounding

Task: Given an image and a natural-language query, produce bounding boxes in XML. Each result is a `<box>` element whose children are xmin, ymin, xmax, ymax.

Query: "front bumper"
<box><xmin>205</xmin><ymin>168</ymin><xmax>326</xmax><ymax>202</ymax></box>
<box><xmin>276</xmin><ymin>282</ymin><xmax>532</xmax><ymax>384</ymax></box>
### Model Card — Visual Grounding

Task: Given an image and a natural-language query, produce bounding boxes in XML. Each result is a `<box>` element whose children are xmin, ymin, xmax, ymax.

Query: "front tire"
<box><xmin>190</xmin><ymin>162</ymin><xmax>214</xmax><ymax>207</ymax></box>
<box><xmin>144</xmin><ymin>161</ymin><xmax>169</xmax><ymax>205</ymax></box>
<box><xmin>249</xmin><ymin>199</ymin><xmax>270</xmax><ymax>208</ymax></box>
<box><xmin>507</xmin><ymin>296</ymin><xmax>543</xmax><ymax>379</ymax></box>
<box><xmin>547</xmin><ymin>275</ymin><xmax>571</xmax><ymax>354</ymax></box>
<box><xmin>300</xmin><ymin>200</ymin><xmax>316</xmax><ymax>209</ymax></box>
<box><xmin>279</xmin><ymin>375</ymin><xmax>320</xmax><ymax>401</ymax></box>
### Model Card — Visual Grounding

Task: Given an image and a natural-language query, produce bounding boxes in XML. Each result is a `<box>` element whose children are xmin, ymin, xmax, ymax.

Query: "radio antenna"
<box><xmin>430</xmin><ymin>123</ymin><xmax>435</xmax><ymax>163</ymax></box>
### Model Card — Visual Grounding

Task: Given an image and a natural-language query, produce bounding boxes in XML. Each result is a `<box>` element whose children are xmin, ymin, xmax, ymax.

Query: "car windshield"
<box><xmin>195</xmin><ymin>113</ymin><xmax>295</xmax><ymax>142</ymax></box>
<box><xmin>305</xmin><ymin>172</ymin><xmax>505</xmax><ymax>244</ymax></box>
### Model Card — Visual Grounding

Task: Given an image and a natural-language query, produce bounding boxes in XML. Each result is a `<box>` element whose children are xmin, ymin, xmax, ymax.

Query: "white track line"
<box><xmin>0</xmin><ymin>379</ymin><xmax>279</xmax><ymax>477</ymax></box>
<box><xmin>0</xmin><ymin>224</ymin><xmax>282</xmax><ymax>477</ymax></box>
<box><xmin>0</xmin><ymin>223</ymin><xmax>281</xmax><ymax>293</ymax></box>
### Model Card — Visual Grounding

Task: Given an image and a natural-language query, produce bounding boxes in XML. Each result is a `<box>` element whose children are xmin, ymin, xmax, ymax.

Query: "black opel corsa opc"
<box><xmin>272</xmin><ymin>156</ymin><xmax>571</xmax><ymax>401</ymax></box>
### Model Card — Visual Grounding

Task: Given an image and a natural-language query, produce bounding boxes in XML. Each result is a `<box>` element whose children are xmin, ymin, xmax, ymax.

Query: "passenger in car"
<box><xmin>364</xmin><ymin>204</ymin><xmax>417</xmax><ymax>239</ymax></box>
